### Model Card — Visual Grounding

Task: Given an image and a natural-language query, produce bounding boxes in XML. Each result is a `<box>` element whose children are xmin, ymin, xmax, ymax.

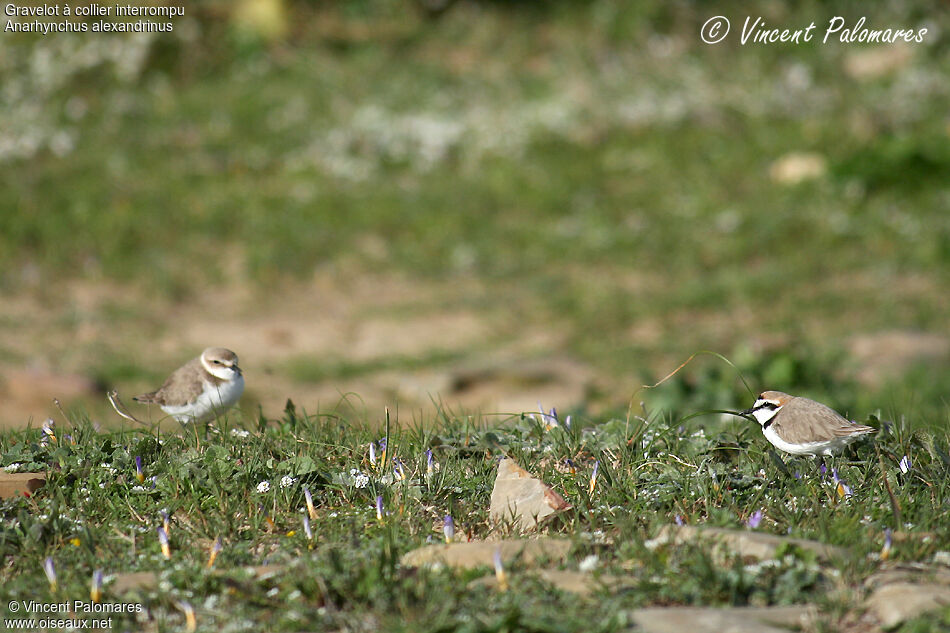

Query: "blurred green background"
<box><xmin>0</xmin><ymin>0</ymin><xmax>947</xmax><ymax>427</ymax></box>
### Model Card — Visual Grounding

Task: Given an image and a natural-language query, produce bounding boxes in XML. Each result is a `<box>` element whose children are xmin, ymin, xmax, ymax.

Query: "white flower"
<box><xmin>256</xmin><ymin>481</ymin><xmax>271</xmax><ymax>494</ymax></box>
<box><xmin>279</xmin><ymin>476</ymin><xmax>295</xmax><ymax>489</ymax></box>
<box><xmin>347</xmin><ymin>469</ymin><xmax>370</xmax><ymax>489</ymax></box>
<box><xmin>4</xmin><ymin>463</ymin><xmax>21</xmax><ymax>473</ymax></box>
<box><xmin>578</xmin><ymin>555</ymin><xmax>599</xmax><ymax>572</ymax></box>
<box><xmin>230</xmin><ymin>429</ymin><xmax>250</xmax><ymax>439</ymax></box>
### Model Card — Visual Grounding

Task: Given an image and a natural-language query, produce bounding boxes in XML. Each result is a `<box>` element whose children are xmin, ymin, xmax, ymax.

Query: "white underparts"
<box><xmin>763</xmin><ymin>424</ymin><xmax>862</xmax><ymax>456</ymax></box>
<box><xmin>162</xmin><ymin>374</ymin><xmax>244</xmax><ymax>423</ymax></box>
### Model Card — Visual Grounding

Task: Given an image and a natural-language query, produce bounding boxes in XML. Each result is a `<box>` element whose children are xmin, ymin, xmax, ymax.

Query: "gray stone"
<box><xmin>866</xmin><ymin>582</ymin><xmax>950</xmax><ymax>629</ymax></box>
<box><xmin>400</xmin><ymin>538</ymin><xmax>571</xmax><ymax>570</ymax></box>
<box><xmin>646</xmin><ymin>525</ymin><xmax>846</xmax><ymax>561</ymax></box>
<box><xmin>630</xmin><ymin>605</ymin><xmax>816</xmax><ymax>633</ymax></box>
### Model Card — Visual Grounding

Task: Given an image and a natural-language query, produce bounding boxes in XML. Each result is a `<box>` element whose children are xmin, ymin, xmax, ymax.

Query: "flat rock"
<box><xmin>630</xmin><ymin>605</ymin><xmax>816</xmax><ymax>633</ymax></box>
<box><xmin>865</xmin><ymin>582</ymin><xmax>950</xmax><ymax>629</ymax></box>
<box><xmin>534</xmin><ymin>569</ymin><xmax>628</xmax><ymax>595</ymax></box>
<box><xmin>864</xmin><ymin>563</ymin><xmax>950</xmax><ymax>591</ymax></box>
<box><xmin>844</xmin><ymin>44</ymin><xmax>913</xmax><ymax>80</ymax></box>
<box><xmin>111</xmin><ymin>565</ymin><xmax>286</xmax><ymax>594</ymax></box>
<box><xmin>111</xmin><ymin>571</ymin><xmax>158</xmax><ymax>593</ymax></box>
<box><xmin>646</xmin><ymin>525</ymin><xmax>846</xmax><ymax>561</ymax></box>
<box><xmin>769</xmin><ymin>152</ymin><xmax>827</xmax><ymax>185</ymax></box>
<box><xmin>470</xmin><ymin>569</ymin><xmax>627</xmax><ymax>595</ymax></box>
<box><xmin>400</xmin><ymin>538</ymin><xmax>571</xmax><ymax>570</ymax></box>
<box><xmin>0</xmin><ymin>470</ymin><xmax>46</xmax><ymax>499</ymax></box>
<box><xmin>489</xmin><ymin>458</ymin><xmax>571</xmax><ymax>531</ymax></box>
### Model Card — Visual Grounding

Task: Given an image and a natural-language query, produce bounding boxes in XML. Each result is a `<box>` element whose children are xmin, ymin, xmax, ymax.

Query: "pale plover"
<box><xmin>740</xmin><ymin>391</ymin><xmax>876</xmax><ymax>456</ymax></box>
<box><xmin>134</xmin><ymin>348</ymin><xmax>244</xmax><ymax>423</ymax></box>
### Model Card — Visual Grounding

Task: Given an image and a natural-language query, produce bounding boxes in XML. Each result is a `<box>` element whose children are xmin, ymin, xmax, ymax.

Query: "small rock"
<box><xmin>469</xmin><ymin>569</ymin><xmax>628</xmax><ymax>595</ymax></box>
<box><xmin>646</xmin><ymin>525</ymin><xmax>846</xmax><ymax>561</ymax></box>
<box><xmin>630</xmin><ymin>605</ymin><xmax>816</xmax><ymax>633</ymax></box>
<box><xmin>864</xmin><ymin>563</ymin><xmax>950</xmax><ymax>591</ymax></box>
<box><xmin>865</xmin><ymin>582</ymin><xmax>950</xmax><ymax>629</ymax></box>
<box><xmin>844</xmin><ymin>45</ymin><xmax>913</xmax><ymax>80</ymax></box>
<box><xmin>111</xmin><ymin>571</ymin><xmax>158</xmax><ymax>593</ymax></box>
<box><xmin>0</xmin><ymin>471</ymin><xmax>46</xmax><ymax>499</ymax></box>
<box><xmin>400</xmin><ymin>538</ymin><xmax>571</xmax><ymax>570</ymax></box>
<box><xmin>769</xmin><ymin>152</ymin><xmax>827</xmax><ymax>185</ymax></box>
<box><xmin>489</xmin><ymin>458</ymin><xmax>571</xmax><ymax>531</ymax></box>
<box><xmin>110</xmin><ymin>565</ymin><xmax>286</xmax><ymax>594</ymax></box>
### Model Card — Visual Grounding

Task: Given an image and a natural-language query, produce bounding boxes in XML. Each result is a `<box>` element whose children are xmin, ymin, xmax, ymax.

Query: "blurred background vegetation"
<box><xmin>0</xmin><ymin>0</ymin><xmax>947</xmax><ymax>428</ymax></box>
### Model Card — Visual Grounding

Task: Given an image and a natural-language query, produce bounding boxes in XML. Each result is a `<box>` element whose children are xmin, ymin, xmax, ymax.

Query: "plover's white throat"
<box><xmin>134</xmin><ymin>347</ymin><xmax>244</xmax><ymax>423</ymax></box>
<box><xmin>740</xmin><ymin>390</ymin><xmax>876</xmax><ymax>456</ymax></box>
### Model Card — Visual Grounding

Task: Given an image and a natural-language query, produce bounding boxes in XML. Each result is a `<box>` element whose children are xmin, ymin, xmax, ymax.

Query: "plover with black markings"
<box><xmin>740</xmin><ymin>391</ymin><xmax>876</xmax><ymax>456</ymax></box>
<box><xmin>134</xmin><ymin>348</ymin><xmax>244</xmax><ymax>423</ymax></box>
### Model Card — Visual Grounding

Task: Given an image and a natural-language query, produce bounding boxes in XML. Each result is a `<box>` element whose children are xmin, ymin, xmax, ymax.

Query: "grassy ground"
<box><xmin>1</xmin><ymin>1</ymin><xmax>949</xmax><ymax>630</ymax></box>
<box><xmin>0</xmin><ymin>397</ymin><xmax>947</xmax><ymax>631</ymax></box>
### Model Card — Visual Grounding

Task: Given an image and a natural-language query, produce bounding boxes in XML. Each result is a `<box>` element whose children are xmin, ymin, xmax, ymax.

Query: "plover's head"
<box><xmin>201</xmin><ymin>347</ymin><xmax>242</xmax><ymax>380</ymax></box>
<box><xmin>740</xmin><ymin>390</ymin><xmax>791</xmax><ymax>426</ymax></box>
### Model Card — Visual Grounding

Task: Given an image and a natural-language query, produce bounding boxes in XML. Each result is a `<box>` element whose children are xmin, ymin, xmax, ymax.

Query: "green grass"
<box><xmin>1</xmin><ymin>392</ymin><xmax>948</xmax><ymax>631</ymax></box>
<box><xmin>1</xmin><ymin>2</ymin><xmax>949</xmax><ymax>628</ymax></box>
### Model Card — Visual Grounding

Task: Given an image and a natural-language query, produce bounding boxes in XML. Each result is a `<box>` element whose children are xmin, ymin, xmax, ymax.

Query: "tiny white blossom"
<box><xmin>230</xmin><ymin>429</ymin><xmax>250</xmax><ymax>439</ymax></box>
<box><xmin>256</xmin><ymin>481</ymin><xmax>271</xmax><ymax>493</ymax></box>
<box><xmin>578</xmin><ymin>555</ymin><xmax>599</xmax><ymax>572</ymax></box>
<box><xmin>4</xmin><ymin>463</ymin><xmax>22</xmax><ymax>473</ymax></box>
<box><xmin>279</xmin><ymin>476</ymin><xmax>296</xmax><ymax>488</ymax></box>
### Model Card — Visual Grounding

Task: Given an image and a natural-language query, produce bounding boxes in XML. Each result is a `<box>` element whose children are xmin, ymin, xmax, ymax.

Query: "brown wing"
<box><xmin>134</xmin><ymin>358</ymin><xmax>205</xmax><ymax>406</ymax></box>
<box><xmin>771</xmin><ymin>397</ymin><xmax>876</xmax><ymax>445</ymax></box>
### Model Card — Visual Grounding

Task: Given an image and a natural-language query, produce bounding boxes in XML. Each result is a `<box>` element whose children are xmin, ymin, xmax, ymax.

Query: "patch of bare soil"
<box><xmin>0</xmin><ymin>272</ymin><xmax>597</xmax><ymax>428</ymax></box>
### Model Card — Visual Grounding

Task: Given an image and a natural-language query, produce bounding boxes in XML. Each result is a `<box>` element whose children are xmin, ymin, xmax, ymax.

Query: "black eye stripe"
<box><xmin>756</xmin><ymin>402</ymin><xmax>779</xmax><ymax>410</ymax></box>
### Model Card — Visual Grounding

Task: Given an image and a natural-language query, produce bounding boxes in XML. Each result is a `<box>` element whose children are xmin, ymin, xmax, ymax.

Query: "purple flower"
<box><xmin>745</xmin><ymin>510</ymin><xmax>763</xmax><ymax>529</ymax></box>
<box><xmin>135</xmin><ymin>456</ymin><xmax>144</xmax><ymax>483</ymax></box>
<box><xmin>881</xmin><ymin>527</ymin><xmax>893</xmax><ymax>560</ymax></box>
<box><xmin>304</xmin><ymin>486</ymin><xmax>317</xmax><ymax>520</ymax></box>
<box><xmin>898</xmin><ymin>455</ymin><xmax>911</xmax><ymax>475</ymax></box>
<box><xmin>207</xmin><ymin>537</ymin><xmax>222</xmax><ymax>568</ymax></box>
<box><xmin>90</xmin><ymin>569</ymin><xmax>103</xmax><ymax>602</ymax></box>
<box><xmin>393</xmin><ymin>458</ymin><xmax>406</xmax><ymax>481</ymax></box>
<box><xmin>426</xmin><ymin>449</ymin><xmax>434</xmax><ymax>476</ymax></box>
<box><xmin>493</xmin><ymin>548</ymin><xmax>508</xmax><ymax>591</ymax></box>
<box><xmin>157</xmin><ymin>526</ymin><xmax>171</xmax><ymax>558</ymax></box>
<box><xmin>303</xmin><ymin>514</ymin><xmax>313</xmax><ymax>540</ymax></box>
<box><xmin>43</xmin><ymin>557</ymin><xmax>57</xmax><ymax>590</ymax></box>
<box><xmin>376</xmin><ymin>495</ymin><xmax>384</xmax><ymax>521</ymax></box>
<box><xmin>589</xmin><ymin>460</ymin><xmax>599</xmax><ymax>495</ymax></box>
<box><xmin>536</xmin><ymin>402</ymin><xmax>560</xmax><ymax>429</ymax></box>
<box><xmin>831</xmin><ymin>468</ymin><xmax>852</xmax><ymax>499</ymax></box>
<box><xmin>674</xmin><ymin>514</ymin><xmax>685</xmax><ymax>526</ymax></box>
<box><xmin>818</xmin><ymin>463</ymin><xmax>827</xmax><ymax>477</ymax></box>
<box><xmin>443</xmin><ymin>515</ymin><xmax>455</xmax><ymax>543</ymax></box>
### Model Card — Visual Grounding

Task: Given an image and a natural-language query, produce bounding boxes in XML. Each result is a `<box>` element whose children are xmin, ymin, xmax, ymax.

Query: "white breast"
<box><xmin>162</xmin><ymin>375</ymin><xmax>244</xmax><ymax>423</ymax></box>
